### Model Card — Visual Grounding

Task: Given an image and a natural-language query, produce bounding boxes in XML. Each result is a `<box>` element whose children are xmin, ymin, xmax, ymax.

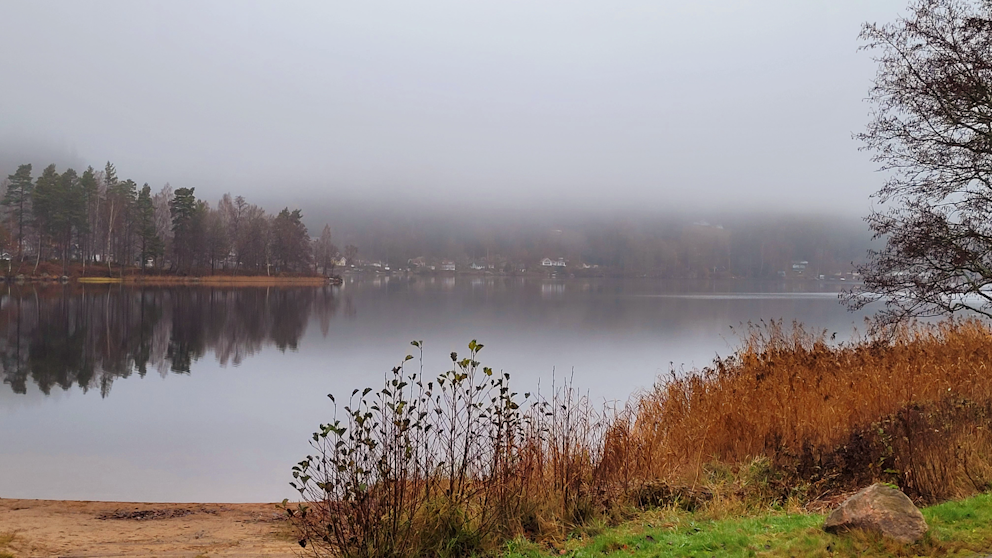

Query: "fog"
<box><xmin>1</xmin><ymin>1</ymin><xmax>907</xmax><ymax>216</ymax></box>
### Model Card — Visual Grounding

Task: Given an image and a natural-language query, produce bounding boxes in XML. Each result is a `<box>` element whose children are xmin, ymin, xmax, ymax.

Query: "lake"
<box><xmin>0</xmin><ymin>276</ymin><xmax>871</xmax><ymax>502</ymax></box>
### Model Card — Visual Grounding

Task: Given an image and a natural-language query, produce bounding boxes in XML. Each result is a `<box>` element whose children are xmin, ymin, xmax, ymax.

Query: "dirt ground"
<box><xmin>0</xmin><ymin>499</ymin><xmax>299</xmax><ymax>558</ymax></box>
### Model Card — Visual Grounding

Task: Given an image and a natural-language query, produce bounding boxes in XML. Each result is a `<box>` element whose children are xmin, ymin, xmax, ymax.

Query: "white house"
<box><xmin>541</xmin><ymin>257</ymin><xmax>566</xmax><ymax>267</ymax></box>
<box><xmin>440</xmin><ymin>260</ymin><xmax>456</xmax><ymax>272</ymax></box>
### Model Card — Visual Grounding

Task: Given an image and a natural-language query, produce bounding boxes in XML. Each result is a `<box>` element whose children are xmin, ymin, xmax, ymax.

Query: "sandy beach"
<box><xmin>0</xmin><ymin>499</ymin><xmax>297</xmax><ymax>558</ymax></box>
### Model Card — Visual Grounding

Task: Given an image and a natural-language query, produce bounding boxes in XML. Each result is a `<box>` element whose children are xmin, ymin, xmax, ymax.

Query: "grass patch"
<box><xmin>504</xmin><ymin>492</ymin><xmax>992</xmax><ymax>558</ymax></box>
<box><xmin>75</xmin><ymin>276</ymin><xmax>122</xmax><ymax>284</ymax></box>
<box><xmin>0</xmin><ymin>531</ymin><xmax>16</xmax><ymax>558</ymax></box>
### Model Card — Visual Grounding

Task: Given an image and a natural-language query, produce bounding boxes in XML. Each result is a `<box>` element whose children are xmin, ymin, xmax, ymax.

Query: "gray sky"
<box><xmin>0</xmin><ymin>1</ymin><xmax>908</xmax><ymax>215</ymax></box>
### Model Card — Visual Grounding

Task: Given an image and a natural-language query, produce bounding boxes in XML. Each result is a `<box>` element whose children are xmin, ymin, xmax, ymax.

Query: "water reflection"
<box><xmin>0</xmin><ymin>285</ymin><xmax>340</xmax><ymax>397</ymax></box>
<box><xmin>0</xmin><ymin>277</ymin><xmax>872</xmax><ymax>502</ymax></box>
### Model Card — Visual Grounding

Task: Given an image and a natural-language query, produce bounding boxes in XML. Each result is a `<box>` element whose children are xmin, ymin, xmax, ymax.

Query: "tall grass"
<box><xmin>289</xmin><ymin>318</ymin><xmax>992</xmax><ymax>557</ymax></box>
<box><xmin>612</xmin><ymin>318</ymin><xmax>992</xmax><ymax>504</ymax></box>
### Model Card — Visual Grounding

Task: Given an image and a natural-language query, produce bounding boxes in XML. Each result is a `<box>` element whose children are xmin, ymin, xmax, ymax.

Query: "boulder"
<box><xmin>824</xmin><ymin>483</ymin><xmax>927</xmax><ymax>543</ymax></box>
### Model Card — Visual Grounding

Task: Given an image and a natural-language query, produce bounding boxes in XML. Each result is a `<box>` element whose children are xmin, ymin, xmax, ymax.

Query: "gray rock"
<box><xmin>824</xmin><ymin>484</ymin><xmax>928</xmax><ymax>544</ymax></box>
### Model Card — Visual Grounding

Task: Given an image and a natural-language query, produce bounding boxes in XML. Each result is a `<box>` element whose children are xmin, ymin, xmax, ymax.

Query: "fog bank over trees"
<box><xmin>302</xmin><ymin>201</ymin><xmax>874</xmax><ymax>279</ymax></box>
<box><xmin>0</xmin><ymin>147</ymin><xmax>873</xmax><ymax>280</ymax></box>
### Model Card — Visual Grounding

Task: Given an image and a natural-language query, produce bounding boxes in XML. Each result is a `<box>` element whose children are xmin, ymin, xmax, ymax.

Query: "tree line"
<box><xmin>1</xmin><ymin>162</ymin><xmax>347</xmax><ymax>276</ymax></box>
<box><xmin>321</xmin><ymin>207</ymin><xmax>873</xmax><ymax>279</ymax></box>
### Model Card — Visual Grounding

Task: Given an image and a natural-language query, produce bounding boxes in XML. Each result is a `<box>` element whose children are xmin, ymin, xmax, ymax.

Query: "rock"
<box><xmin>824</xmin><ymin>483</ymin><xmax>928</xmax><ymax>543</ymax></box>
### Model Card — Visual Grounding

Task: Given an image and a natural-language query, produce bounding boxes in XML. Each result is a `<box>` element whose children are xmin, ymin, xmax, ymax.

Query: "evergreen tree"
<box><xmin>106</xmin><ymin>179</ymin><xmax>138</xmax><ymax>265</ymax></box>
<box><xmin>240</xmin><ymin>205</ymin><xmax>269</xmax><ymax>272</ymax></box>
<box><xmin>32</xmin><ymin>164</ymin><xmax>61</xmax><ymax>268</ymax></box>
<box><xmin>31</xmin><ymin>166</ymin><xmax>87</xmax><ymax>273</ymax></box>
<box><xmin>56</xmin><ymin>168</ymin><xmax>86</xmax><ymax>272</ymax></box>
<box><xmin>270</xmin><ymin>208</ymin><xmax>311</xmax><ymax>272</ymax></box>
<box><xmin>78</xmin><ymin>166</ymin><xmax>98</xmax><ymax>266</ymax></box>
<box><xmin>2</xmin><ymin>164</ymin><xmax>33</xmax><ymax>260</ymax></box>
<box><xmin>102</xmin><ymin>162</ymin><xmax>119</xmax><ymax>271</ymax></box>
<box><xmin>169</xmin><ymin>187</ymin><xmax>199</xmax><ymax>273</ymax></box>
<box><xmin>136</xmin><ymin>184</ymin><xmax>162</xmax><ymax>270</ymax></box>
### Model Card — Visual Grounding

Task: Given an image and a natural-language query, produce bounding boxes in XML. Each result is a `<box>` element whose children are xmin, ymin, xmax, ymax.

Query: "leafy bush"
<box><xmin>286</xmin><ymin>340</ymin><xmax>611</xmax><ymax>558</ymax></box>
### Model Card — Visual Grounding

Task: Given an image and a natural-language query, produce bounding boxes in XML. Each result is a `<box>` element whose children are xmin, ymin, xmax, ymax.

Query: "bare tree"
<box><xmin>313</xmin><ymin>224</ymin><xmax>338</xmax><ymax>275</ymax></box>
<box><xmin>845</xmin><ymin>0</ymin><xmax>992</xmax><ymax>323</ymax></box>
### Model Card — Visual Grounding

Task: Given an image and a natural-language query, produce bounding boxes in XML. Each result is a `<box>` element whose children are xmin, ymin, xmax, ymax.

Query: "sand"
<box><xmin>0</xmin><ymin>499</ymin><xmax>298</xmax><ymax>558</ymax></box>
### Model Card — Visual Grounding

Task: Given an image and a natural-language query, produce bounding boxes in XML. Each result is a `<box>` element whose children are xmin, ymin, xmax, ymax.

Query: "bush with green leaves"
<box><xmin>286</xmin><ymin>340</ymin><xmax>610</xmax><ymax>558</ymax></box>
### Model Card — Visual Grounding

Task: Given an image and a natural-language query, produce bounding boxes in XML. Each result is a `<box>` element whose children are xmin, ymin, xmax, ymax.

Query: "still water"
<box><xmin>0</xmin><ymin>277</ymin><xmax>871</xmax><ymax>502</ymax></box>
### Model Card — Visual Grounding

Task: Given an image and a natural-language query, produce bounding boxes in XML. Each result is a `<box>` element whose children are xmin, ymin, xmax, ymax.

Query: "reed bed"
<box><xmin>289</xmin><ymin>319</ymin><xmax>992</xmax><ymax>557</ymax></box>
<box><xmin>611</xmin><ymin>318</ymin><xmax>992</xmax><ymax>505</ymax></box>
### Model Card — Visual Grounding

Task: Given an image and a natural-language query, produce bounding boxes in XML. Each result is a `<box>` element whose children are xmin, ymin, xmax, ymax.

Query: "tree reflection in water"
<box><xmin>0</xmin><ymin>285</ymin><xmax>340</xmax><ymax>397</ymax></box>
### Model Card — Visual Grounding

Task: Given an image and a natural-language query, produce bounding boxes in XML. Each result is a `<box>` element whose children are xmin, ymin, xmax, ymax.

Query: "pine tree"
<box><xmin>102</xmin><ymin>162</ymin><xmax>118</xmax><ymax>273</ymax></box>
<box><xmin>78</xmin><ymin>166</ymin><xmax>98</xmax><ymax>269</ymax></box>
<box><xmin>270</xmin><ymin>208</ymin><xmax>311</xmax><ymax>272</ymax></box>
<box><xmin>31</xmin><ymin>164</ymin><xmax>60</xmax><ymax>271</ymax></box>
<box><xmin>136</xmin><ymin>184</ymin><xmax>161</xmax><ymax>270</ymax></box>
<box><xmin>2</xmin><ymin>164</ymin><xmax>33</xmax><ymax>261</ymax></box>
<box><xmin>54</xmin><ymin>168</ymin><xmax>85</xmax><ymax>273</ymax></box>
<box><xmin>169</xmin><ymin>187</ymin><xmax>199</xmax><ymax>273</ymax></box>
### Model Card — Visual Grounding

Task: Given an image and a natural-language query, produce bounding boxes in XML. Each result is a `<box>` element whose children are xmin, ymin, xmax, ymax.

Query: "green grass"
<box><xmin>503</xmin><ymin>493</ymin><xmax>992</xmax><ymax>558</ymax></box>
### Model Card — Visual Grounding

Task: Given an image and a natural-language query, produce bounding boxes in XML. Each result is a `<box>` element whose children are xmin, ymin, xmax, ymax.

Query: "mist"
<box><xmin>0</xmin><ymin>0</ymin><xmax>909</xmax><ymax>218</ymax></box>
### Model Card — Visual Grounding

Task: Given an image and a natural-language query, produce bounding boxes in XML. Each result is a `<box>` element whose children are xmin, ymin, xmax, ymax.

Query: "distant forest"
<box><xmin>2</xmin><ymin>160</ymin><xmax>872</xmax><ymax>280</ymax></box>
<box><xmin>1</xmin><ymin>162</ymin><xmax>343</xmax><ymax>276</ymax></box>
<box><xmin>318</xmin><ymin>204</ymin><xmax>874</xmax><ymax>279</ymax></box>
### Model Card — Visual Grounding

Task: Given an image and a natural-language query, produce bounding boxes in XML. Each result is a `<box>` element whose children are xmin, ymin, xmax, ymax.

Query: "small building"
<box><xmin>440</xmin><ymin>260</ymin><xmax>456</xmax><ymax>272</ymax></box>
<box><xmin>541</xmin><ymin>257</ymin><xmax>566</xmax><ymax>268</ymax></box>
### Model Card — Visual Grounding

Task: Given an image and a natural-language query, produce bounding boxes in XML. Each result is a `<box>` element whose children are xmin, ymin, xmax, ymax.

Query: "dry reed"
<box><xmin>608</xmin><ymin>318</ymin><xmax>992</xmax><ymax>504</ymax></box>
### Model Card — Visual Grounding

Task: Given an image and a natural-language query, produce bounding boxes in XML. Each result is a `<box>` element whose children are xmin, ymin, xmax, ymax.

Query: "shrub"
<box><xmin>287</xmin><ymin>340</ymin><xmax>611</xmax><ymax>558</ymax></box>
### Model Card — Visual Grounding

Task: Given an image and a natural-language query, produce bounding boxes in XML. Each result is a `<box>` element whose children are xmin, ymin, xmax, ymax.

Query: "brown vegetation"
<box><xmin>290</xmin><ymin>319</ymin><xmax>992</xmax><ymax>557</ymax></box>
<box><xmin>609</xmin><ymin>318</ymin><xmax>992</xmax><ymax>505</ymax></box>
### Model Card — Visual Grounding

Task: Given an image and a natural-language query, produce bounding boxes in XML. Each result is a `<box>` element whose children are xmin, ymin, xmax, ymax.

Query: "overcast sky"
<box><xmin>0</xmin><ymin>1</ymin><xmax>909</xmax><ymax>215</ymax></box>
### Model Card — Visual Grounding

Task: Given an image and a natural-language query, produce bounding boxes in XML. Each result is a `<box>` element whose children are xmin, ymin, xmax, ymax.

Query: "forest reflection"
<box><xmin>0</xmin><ymin>285</ymin><xmax>342</xmax><ymax>397</ymax></box>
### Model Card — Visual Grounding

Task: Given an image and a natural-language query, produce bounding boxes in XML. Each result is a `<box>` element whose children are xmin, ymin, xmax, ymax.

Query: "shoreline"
<box><xmin>77</xmin><ymin>275</ymin><xmax>336</xmax><ymax>286</ymax></box>
<box><xmin>0</xmin><ymin>498</ymin><xmax>296</xmax><ymax>557</ymax></box>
